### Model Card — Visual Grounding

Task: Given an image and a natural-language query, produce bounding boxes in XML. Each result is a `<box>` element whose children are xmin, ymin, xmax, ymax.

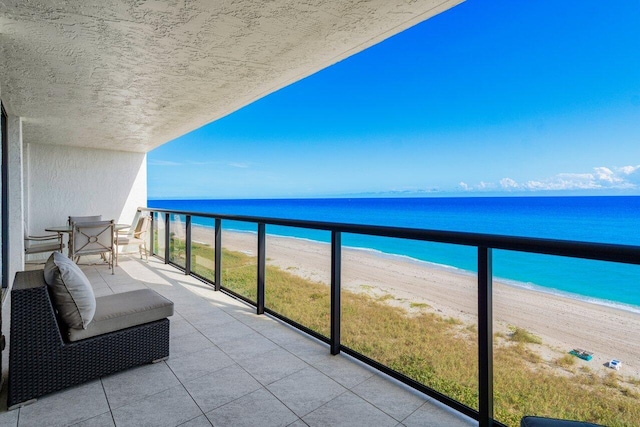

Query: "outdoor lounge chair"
<box><xmin>24</xmin><ymin>233</ymin><xmax>64</xmax><ymax>257</ymax></box>
<box><xmin>8</xmin><ymin>259</ymin><xmax>173</xmax><ymax>409</ymax></box>
<box><xmin>115</xmin><ymin>215</ymin><xmax>150</xmax><ymax>266</ymax></box>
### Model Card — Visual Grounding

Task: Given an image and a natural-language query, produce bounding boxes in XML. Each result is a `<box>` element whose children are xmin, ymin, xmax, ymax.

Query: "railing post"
<box><xmin>214</xmin><ymin>218</ymin><xmax>221</xmax><ymax>291</ymax></box>
<box><xmin>150</xmin><ymin>212</ymin><xmax>155</xmax><ymax>256</ymax></box>
<box><xmin>164</xmin><ymin>213</ymin><xmax>170</xmax><ymax>264</ymax></box>
<box><xmin>185</xmin><ymin>215</ymin><xmax>192</xmax><ymax>275</ymax></box>
<box><xmin>478</xmin><ymin>246</ymin><xmax>494</xmax><ymax>427</ymax></box>
<box><xmin>257</xmin><ymin>223</ymin><xmax>266</xmax><ymax>315</ymax></box>
<box><xmin>330</xmin><ymin>230</ymin><xmax>341</xmax><ymax>355</ymax></box>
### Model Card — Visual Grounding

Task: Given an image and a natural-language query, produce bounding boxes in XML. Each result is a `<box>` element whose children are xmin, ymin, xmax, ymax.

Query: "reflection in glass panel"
<box><xmin>169</xmin><ymin>214</ymin><xmax>187</xmax><ymax>268</ymax></box>
<box><xmin>265</xmin><ymin>226</ymin><xmax>331</xmax><ymax>337</ymax></box>
<box><xmin>221</xmin><ymin>220</ymin><xmax>257</xmax><ymax>302</ymax></box>
<box><xmin>341</xmin><ymin>235</ymin><xmax>478</xmax><ymax>411</ymax></box>
<box><xmin>493</xmin><ymin>251</ymin><xmax>640</xmax><ymax>426</ymax></box>
<box><xmin>154</xmin><ymin>212</ymin><xmax>166</xmax><ymax>260</ymax></box>
<box><xmin>191</xmin><ymin>216</ymin><xmax>216</xmax><ymax>282</ymax></box>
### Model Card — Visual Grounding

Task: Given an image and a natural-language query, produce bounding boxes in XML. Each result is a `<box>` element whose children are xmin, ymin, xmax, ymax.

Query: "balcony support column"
<box><xmin>164</xmin><ymin>213</ymin><xmax>170</xmax><ymax>264</ymax></box>
<box><xmin>149</xmin><ymin>213</ymin><xmax>155</xmax><ymax>256</ymax></box>
<box><xmin>257</xmin><ymin>223</ymin><xmax>266</xmax><ymax>315</ymax></box>
<box><xmin>185</xmin><ymin>215</ymin><xmax>192</xmax><ymax>275</ymax></box>
<box><xmin>214</xmin><ymin>219</ymin><xmax>221</xmax><ymax>291</ymax></box>
<box><xmin>478</xmin><ymin>246</ymin><xmax>494</xmax><ymax>427</ymax></box>
<box><xmin>330</xmin><ymin>230</ymin><xmax>341</xmax><ymax>355</ymax></box>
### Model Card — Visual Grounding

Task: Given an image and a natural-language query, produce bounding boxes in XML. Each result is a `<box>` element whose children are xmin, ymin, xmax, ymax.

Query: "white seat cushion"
<box><xmin>67</xmin><ymin>288</ymin><xmax>173</xmax><ymax>342</ymax></box>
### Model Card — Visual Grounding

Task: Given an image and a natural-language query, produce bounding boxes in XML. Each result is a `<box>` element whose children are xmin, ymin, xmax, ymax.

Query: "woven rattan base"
<box><xmin>8</xmin><ymin>270</ymin><xmax>170</xmax><ymax>408</ymax></box>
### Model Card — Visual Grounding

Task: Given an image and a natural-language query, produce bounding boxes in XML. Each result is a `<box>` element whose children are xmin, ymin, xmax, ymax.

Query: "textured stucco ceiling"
<box><xmin>0</xmin><ymin>0</ymin><xmax>462</xmax><ymax>153</ymax></box>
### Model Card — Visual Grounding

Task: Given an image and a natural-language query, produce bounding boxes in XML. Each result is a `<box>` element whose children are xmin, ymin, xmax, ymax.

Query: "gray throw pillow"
<box><xmin>44</xmin><ymin>252</ymin><xmax>96</xmax><ymax>329</ymax></box>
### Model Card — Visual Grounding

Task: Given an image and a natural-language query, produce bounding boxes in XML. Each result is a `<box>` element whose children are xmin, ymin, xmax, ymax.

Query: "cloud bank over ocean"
<box><xmin>459</xmin><ymin>165</ymin><xmax>640</xmax><ymax>193</ymax></box>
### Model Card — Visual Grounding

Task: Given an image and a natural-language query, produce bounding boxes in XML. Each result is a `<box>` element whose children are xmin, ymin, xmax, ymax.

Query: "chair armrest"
<box><xmin>26</xmin><ymin>234</ymin><xmax>62</xmax><ymax>241</ymax></box>
<box><xmin>116</xmin><ymin>227</ymin><xmax>131</xmax><ymax>238</ymax></box>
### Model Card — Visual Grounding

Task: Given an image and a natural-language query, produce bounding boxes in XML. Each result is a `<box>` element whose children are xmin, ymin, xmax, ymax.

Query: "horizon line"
<box><xmin>148</xmin><ymin>193</ymin><xmax>640</xmax><ymax>201</ymax></box>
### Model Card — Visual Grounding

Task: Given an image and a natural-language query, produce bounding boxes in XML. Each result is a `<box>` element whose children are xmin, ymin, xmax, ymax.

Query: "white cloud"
<box><xmin>148</xmin><ymin>159</ymin><xmax>182</xmax><ymax>166</ymax></box>
<box><xmin>499</xmin><ymin>178</ymin><xmax>519</xmax><ymax>189</ymax></box>
<box><xmin>476</xmin><ymin>181</ymin><xmax>496</xmax><ymax>190</ymax></box>
<box><xmin>619</xmin><ymin>165</ymin><xmax>640</xmax><ymax>184</ymax></box>
<box><xmin>229</xmin><ymin>162</ymin><xmax>250</xmax><ymax>168</ymax></box>
<box><xmin>593</xmin><ymin>167</ymin><xmax>618</xmax><ymax>184</ymax></box>
<box><xmin>181</xmin><ymin>160</ymin><xmax>252</xmax><ymax>168</ymax></box>
<box><xmin>190</xmin><ymin>161</ymin><xmax>221</xmax><ymax>166</ymax></box>
<box><xmin>458</xmin><ymin>181</ymin><xmax>471</xmax><ymax>191</ymax></box>
<box><xmin>463</xmin><ymin>165</ymin><xmax>640</xmax><ymax>193</ymax></box>
<box><xmin>619</xmin><ymin>165</ymin><xmax>638</xmax><ymax>175</ymax></box>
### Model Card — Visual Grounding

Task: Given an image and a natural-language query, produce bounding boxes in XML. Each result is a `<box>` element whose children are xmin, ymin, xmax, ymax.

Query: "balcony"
<box><xmin>3</xmin><ymin>2</ymin><xmax>636</xmax><ymax>426</ymax></box>
<box><xmin>1</xmin><ymin>205</ymin><xmax>639</xmax><ymax>427</ymax></box>
<box><xmin>145</xmin><ymin>208</ymin><xmax>640</xmax><ymax>427</ymax></box>
<box><xmin>0</xmin><ymin>254</ymin><xmax>473</xmax><ymax>427</ymax></box>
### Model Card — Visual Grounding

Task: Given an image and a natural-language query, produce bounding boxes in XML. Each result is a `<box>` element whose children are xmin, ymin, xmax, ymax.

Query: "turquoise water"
<box><xmin>148</xmin><ymin>196</ymin><xmax>640</xmax><ymax>311</ymax></box>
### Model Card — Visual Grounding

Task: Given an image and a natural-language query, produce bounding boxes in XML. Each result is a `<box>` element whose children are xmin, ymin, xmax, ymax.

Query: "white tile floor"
<box><xmin>0</xmin><ymin>255</ymin><xmax>476</xmax><ymax>427</ymax></box>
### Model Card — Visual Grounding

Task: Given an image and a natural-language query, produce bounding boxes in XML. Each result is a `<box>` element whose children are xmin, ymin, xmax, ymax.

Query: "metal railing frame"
<box><xmin>141</xmin><ymin>206</ymin><xmax>640</xmax><ymax>427</ymax></box>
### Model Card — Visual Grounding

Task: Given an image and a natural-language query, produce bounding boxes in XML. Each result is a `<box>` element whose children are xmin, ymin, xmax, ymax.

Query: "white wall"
<box><xmin>26</xmin><ymin>144</ymin><xmax>147</xmax><ymax>239</ymax></box>
<box><xmin>0</xmin><ymin>94</ymin><xmax>27</xmax><ymax>296</ymax></box>
<box><xmin>8</xmin><ymin>116</ymin><xmax>24</xmax><ymax>288</ymax></box>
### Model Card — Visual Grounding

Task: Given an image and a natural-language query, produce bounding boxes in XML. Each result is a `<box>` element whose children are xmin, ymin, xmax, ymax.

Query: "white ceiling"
<box><xmin>0</xmin><ymin>0</ymin><xmax>462</xmax><ymax>153</ymax></box>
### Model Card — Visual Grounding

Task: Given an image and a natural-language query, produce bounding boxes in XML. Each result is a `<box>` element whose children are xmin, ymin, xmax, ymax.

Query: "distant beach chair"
<box><xmin>608</xmin><ymin>359</ymin><xmax>621</xmax><ymax>370</ymax></box>
<box><xmin>569</xmin><ymin>348</ymin><xmax>593</xmax><ymax>361</ymax></box>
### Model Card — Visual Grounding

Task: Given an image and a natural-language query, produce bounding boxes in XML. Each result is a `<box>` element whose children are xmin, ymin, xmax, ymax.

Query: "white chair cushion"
<box><xmin>44</xmin><ymin>252</ymin><xmax>96</xmax><ymax>329</ymax></box>
<box><xmin>67</xmin><ymin>289</ymin><xmax>173</xmax><ymax>342</ymax></box>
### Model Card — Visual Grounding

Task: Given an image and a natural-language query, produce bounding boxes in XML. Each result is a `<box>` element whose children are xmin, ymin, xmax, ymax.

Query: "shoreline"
<box><xmin>186</xmin><ymin>224</ymin><xmax>640</xmax><ymax>378</ymax></box>
<box><xmin>205</xmin><ymin>225</ymin><xmax>640</xmax><ymax>315</ymax></box>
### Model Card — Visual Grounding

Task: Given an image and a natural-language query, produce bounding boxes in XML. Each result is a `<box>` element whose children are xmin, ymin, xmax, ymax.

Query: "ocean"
<box><xmin>148</xmin><ymin>196</ymin><xmax>640</xmax><ymax>311</ymax></box>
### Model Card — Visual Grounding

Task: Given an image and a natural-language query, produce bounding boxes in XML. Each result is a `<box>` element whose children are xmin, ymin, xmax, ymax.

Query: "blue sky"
<box><xmin>148</xmin><ymin>0</ymin><xmax>640</xmax><ymax>199</ymax></box>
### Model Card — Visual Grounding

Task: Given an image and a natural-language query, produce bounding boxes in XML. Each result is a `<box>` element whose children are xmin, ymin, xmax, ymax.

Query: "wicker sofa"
<box><xmin>8</xmin><ymin>269</ymin><xmax>173</xmax><ymax>409</ymax></box>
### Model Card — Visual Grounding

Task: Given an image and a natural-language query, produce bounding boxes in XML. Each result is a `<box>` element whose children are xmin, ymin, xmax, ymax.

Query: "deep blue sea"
<box><xmin>148</xmin><ymin>196</ymin><xmax>640</xmax><ymax>312</ymax></box>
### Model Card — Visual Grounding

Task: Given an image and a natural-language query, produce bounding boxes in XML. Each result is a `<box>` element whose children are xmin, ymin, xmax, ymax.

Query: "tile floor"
<box><xmin>0</xmin><ymin>255</ymin><xmax>476</xmax><ymax>427</ymax></box>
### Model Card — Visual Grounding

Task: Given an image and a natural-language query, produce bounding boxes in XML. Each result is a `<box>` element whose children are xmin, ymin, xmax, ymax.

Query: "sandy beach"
<box><xmin>189</xmin><ymin>225</ymin><xmax>640</xmax><ymax>379</ymax></box>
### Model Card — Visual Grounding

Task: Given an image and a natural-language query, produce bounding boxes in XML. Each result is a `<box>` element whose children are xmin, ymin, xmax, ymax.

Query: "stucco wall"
<box><xmin>1</xmin><ymin>94</ymin><xmax>27</xmax><ymax>295</ymax></box>
<box><xmin>8</xmin><ymin>116</ymin><xmax>24</xmax><ymax>289</ymax></box>
<box><xmin>26</xmin><ymin>144</ymin><xmax>146</xmax><ymax>238</ymax></box>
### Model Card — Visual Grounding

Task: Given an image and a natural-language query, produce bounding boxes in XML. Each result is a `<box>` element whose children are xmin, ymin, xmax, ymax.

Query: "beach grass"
<box><xmin>509</xmin><ymin>326</ymin><xmax>543</xmax><ymax>344</ymax></box>
<box><xmin>184</xmin><ymin>241</ymin><xmax>639</xmax><ymax>427</ymax></box>
<box><xmin>555</xmin><ymin>354</ymin><xmax>577</xmax><ymax>368</ymax></box>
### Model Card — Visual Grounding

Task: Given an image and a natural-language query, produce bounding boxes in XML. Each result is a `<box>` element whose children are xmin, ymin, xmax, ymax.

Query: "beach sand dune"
<box><xmin>189</xmin><ymin>226</ymin><xmax>640</xmax><ymax>379</ymax></box>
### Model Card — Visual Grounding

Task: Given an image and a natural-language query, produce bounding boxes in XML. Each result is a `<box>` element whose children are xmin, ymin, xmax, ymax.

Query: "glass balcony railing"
<box><xmin>142</xmin><ymin>207</ymin><xmax>640</xmax><ymax>427</ymax></box>
<box><xmin>169</xmin><ymin>214</ymin><xmax>187</xmax><ymax>268</ymax></box>
<box><xmin>189</xmin><ymin>215</ymin><xmax>216</xmax><ymax>282</ymax></box>
<box><xmin>220</xmin><ymin>220</ymin><xmax>258</xmax><ymax>304</ymax></box>
<box><xmin>341</xmin><ymin>235</ymin><xmax>480</xmax><ymax>412</ymax></box>
<box><xmin>153</xmin><ymin>211</ymin><xmax>166</xmax><ymax>260</ymax></box>
<box><xmin>265</xmin><ymin>225</ymin><xmax>332</xmax><ymax>338</ymax></box>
